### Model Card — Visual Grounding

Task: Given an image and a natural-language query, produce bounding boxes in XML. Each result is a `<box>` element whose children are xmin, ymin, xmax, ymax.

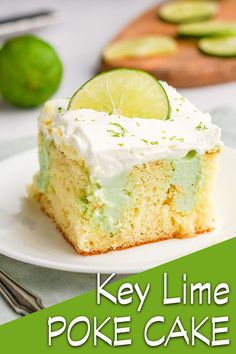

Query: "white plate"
<box><xmin>0</xmin><ymin>147</ymin><xmax>235</xmax><ymax>274</ymax></box>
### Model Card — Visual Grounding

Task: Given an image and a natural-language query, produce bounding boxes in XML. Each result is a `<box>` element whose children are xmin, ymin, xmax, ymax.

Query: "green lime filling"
<box><xmin>75</xmin><ymin>150</ymin><xmax>202</xmax><ymax>234</ymax></box>
<box><xmin>76</xmin><ymin>172</ymin><xmax>131</xmax><ymax>234</ymax></box>
<box><xmin>75</xmin><ymin>196</ymin><xmax>88</xmax><ymax>215</ymax></box>
<box><xmin>36</xmin><ymin>137</ymin><xmax>202</xmax><ymax>232</ymax></box>
<box><xmin>36</xmin><ymin>137</ymin><xmax>51</xmax><ymax>193</ymax></box>
<box><xmin>170</xmin><ymin>151</ymin><xmax>202</xmax><ymax>213</ymax></box>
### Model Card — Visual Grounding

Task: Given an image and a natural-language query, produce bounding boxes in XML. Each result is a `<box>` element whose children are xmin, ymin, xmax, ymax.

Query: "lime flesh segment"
<box><xmin>159</xmin><ymin>1</ymin><xmax>219</xmax><ymax>24</ymax></box>
<box><xmin>68</xmin><ymin>69</ymin><xmax>170</xmax><ymax>120</ymax></box>
<box><xmin>199</xmin><ymin>36</ymin><xmax>236</xmax><ymax>57</ymax></box>
<box><xmin>103</xmin><ymin>36</ymin><xmax>177</xmax><ymax>61</ymax></box>
<box><xmin>178</xmin><ymin>21</ymin><xmax>236</xmax><ymax>37</ymax></box>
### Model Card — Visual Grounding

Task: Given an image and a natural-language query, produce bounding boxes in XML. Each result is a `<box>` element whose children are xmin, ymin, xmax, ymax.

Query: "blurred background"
<box><xmin>0</xmin><ymin>0</ymin><xmax>236</xmax><ymax>149</ymax></box>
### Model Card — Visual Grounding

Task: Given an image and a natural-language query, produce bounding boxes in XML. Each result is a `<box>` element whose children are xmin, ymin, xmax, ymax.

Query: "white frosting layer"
<box><xmin>39</xmin><ymin>82</ymin><xmax>222</xmax><ymax>181</ymax></box>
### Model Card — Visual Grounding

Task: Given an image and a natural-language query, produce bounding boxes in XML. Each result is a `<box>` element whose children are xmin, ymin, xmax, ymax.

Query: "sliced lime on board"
<box><xmin>199</xmin><ymin>36</ymin><xmax>236</xmax><ymax>57</ymax></box>
<box><xmin>178</xmin><ymin>21</ymin><xmax>236</xmax><ymax>37</ymax></box>
<box><xmin>159</xmin><ymin>1</ymin><xmax>219</xmax><ymax>24</ymax></box>
<box><xmin>68</xmin><ymin>69</ymin><xmax>170</xmax><ymax>120</ymax></box>
<box><xmin>103</xmin><ymin>36</ymin><xmax>177</xmax><ymax>61</ymax></box>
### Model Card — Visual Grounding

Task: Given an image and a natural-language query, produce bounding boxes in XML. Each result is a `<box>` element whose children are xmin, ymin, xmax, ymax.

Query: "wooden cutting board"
<box><xmin>101</xmin><ymin>0</ymin><xmax>236</xmax><ymax>88</ymax></box>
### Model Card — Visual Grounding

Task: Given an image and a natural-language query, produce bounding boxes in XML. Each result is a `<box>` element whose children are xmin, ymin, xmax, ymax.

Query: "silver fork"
<box><xmin>0</xmin><ymin>9</ymin><xmax>59</xmax><ymax>37</ymax></box>
<box><xmin>0</xmin><ymin>269</ymin><xmax>44</xmax><ymax>316</ymax></box>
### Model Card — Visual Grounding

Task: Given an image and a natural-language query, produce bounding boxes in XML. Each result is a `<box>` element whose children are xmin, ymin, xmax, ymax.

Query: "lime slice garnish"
<box><xmin>103</xmin><ymin>35</ymin><xmax>177</xmax><ymax>61</ymax></box>
<box><xmin>178</xmin><ymin>21</ymin><xmax>236</xmax><ymax>37</ymax></box>
<box><xmin>159</xmin><ymin>0</ymin><xmax>218</xmax><ymax>24</ymax></box>
<box><xmin>68</xmin><ymin>69</ymin><xmax>170</xmax><ymax>120</ymax></box>
<box><xmin>199</xmin><ymin>36</ymin><xmax>236</xmax><ymax>57</ymax></box>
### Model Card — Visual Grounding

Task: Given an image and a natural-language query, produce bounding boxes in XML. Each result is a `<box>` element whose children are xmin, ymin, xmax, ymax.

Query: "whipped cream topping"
<box><xmin>39</xmin><ymin>82</ymin><xmax>222</xmax><ymax>181</ymax></box>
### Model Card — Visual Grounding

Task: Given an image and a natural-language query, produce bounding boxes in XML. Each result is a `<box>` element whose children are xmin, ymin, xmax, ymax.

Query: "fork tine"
<box><xmin>0</xmin><ymin>269</ymin><xmax>44</xmax><ymax>316</ymax></box>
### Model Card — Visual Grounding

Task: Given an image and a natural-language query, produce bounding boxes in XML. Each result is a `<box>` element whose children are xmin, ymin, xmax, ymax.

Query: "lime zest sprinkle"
<box><xmin>107</xmin><ymin>122</ymin><xmax>127</xmax><ymax>138</ymax></box>
<box><xmin>174</xmin><ymin>96</ymin><xmax>185</xmax><ymax>103</ymax></box>
<box><xmin>196</xmin><ymin>122</ymin><xmax>208</xmax><ymax>131</ymax></box>
<box><xmin>141</xmin><ymin>139</ymin><xmax>149</xmax><ymax>144</ymax></box>
<box><xmin>185</xmin><ymin>150</ymin><xmax>197</xmax><ymax>159</ymax></box>
<box><xmin>141</xmin><ymin>139</ymin><xmax>159</xmax><ymax>145</ymax></box>
<box><xmin>169</xmin><ymin>136</ymin><xmax>185</xmax><ymax>142</ymax></box>
<box><xmin>118</xmin><ymin>143</ymin><xmax>124</xmax><ymax>147</ymax></box>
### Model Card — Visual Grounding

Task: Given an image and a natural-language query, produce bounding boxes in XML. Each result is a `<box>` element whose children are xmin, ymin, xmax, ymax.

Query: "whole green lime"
<box><xmin>0</xmin><ymin>35</ymin><xmax>63</xmax><ymax>108</ymax></box>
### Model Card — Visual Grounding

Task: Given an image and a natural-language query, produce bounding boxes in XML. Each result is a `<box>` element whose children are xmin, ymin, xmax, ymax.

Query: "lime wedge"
<box><xmin>178</xmin><ymin>21</ymin><xmax>236</xmax><ymax>37</ymax></box>
<box><xmin>103</xmin><ymin>35</ymin><xmax>177</xmax><ymax>61</ymax></box>
<box><xmin>68</xmin><ymin>69</ymin><xmax>170</xmax><ymax>120</ymax></box>
<box><xmin>199</xmin><ymin>36</ymin><xmax>236</xmax><ymax>57</ymax></box>
<box><xmin>159</xmin><ymin>1</ymin><xmax>218</xmax><ymax>24</ymax></box>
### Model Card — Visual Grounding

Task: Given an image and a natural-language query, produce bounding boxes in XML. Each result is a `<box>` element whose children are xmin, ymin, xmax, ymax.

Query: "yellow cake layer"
<box><xmin>28</xmin><ymin>134</ymin><xmax>220</xmax><ymax>255</ymax></box>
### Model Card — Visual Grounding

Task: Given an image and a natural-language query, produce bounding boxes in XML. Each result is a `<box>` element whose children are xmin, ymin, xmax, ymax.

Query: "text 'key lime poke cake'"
<box><xmin>28</xmin><ymin>69</ymin><xmax>222</xmax><ymax>255</ymax></box>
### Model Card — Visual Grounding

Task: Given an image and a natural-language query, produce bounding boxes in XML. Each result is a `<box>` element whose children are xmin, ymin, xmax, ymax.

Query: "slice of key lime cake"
<box><xmin>28</xmin><ymin>69</ymin><xmax>222</xmax><ymax>255</ymax></box>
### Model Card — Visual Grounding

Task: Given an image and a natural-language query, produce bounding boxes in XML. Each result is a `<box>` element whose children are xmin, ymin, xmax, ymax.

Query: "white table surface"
<box><xmin>0</xmin><ymin>0</ymin><xmax>236</xmax><ymax>325</ymax></box>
